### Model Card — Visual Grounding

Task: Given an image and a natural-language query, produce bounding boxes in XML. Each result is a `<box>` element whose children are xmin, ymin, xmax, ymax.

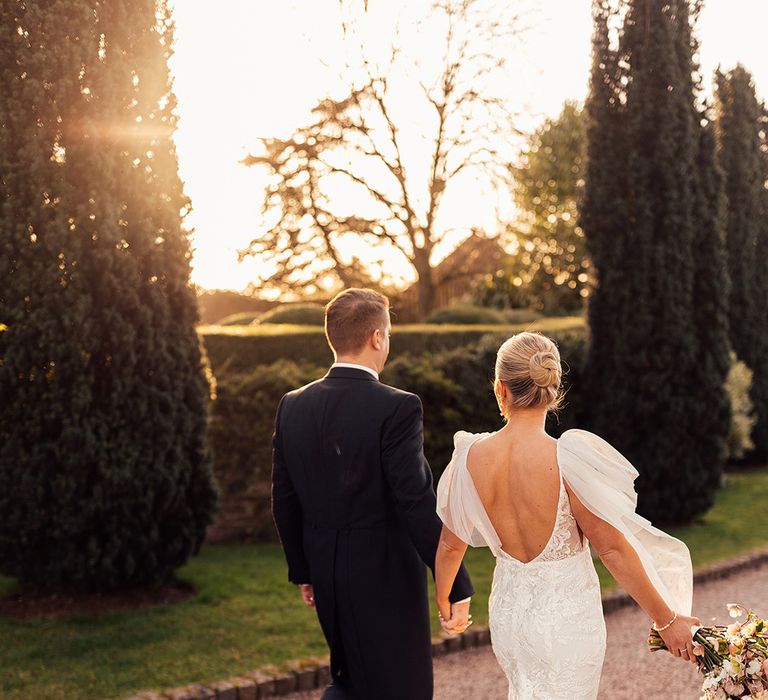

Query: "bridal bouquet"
<box><xmin>648</xmin><ymin>604</ymin><xmax>768</xmax><ymax>699</ymax></box>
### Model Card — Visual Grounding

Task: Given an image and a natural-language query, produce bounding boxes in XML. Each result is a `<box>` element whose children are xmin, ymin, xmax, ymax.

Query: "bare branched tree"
<box><xmin>242</xmin><ymin>0</ymin><xmax>527</xmax><ymax>317</ymax></box>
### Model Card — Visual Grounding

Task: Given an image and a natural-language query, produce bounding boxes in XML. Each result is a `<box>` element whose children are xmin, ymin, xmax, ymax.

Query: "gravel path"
<box><xmin>285</xmin><ymin>562</ymin><xmax>767</xmax><ymax>700</ymax></box>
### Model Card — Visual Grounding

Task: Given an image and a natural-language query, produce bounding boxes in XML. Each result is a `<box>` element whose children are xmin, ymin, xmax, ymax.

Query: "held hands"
<box><xmin>656</xmin><ymin>612</ymin><xmax>701</xmax><ymax>665</ymax></box>
<box><xmin>299</xmin><ymin>583</ymin><xmax>316</xmax><ymax>610</ymax></box>
<box><xmin>438</xmin><ymin>599</ymin><xmax>473</xmax><ymax>635</ymax></box>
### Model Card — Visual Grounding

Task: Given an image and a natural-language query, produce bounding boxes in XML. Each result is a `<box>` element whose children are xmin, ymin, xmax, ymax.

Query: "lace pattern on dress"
<box><xmin>533</xmin><ymin>473</ymin><xmax>586</xmax><ymax>563</ymax></box>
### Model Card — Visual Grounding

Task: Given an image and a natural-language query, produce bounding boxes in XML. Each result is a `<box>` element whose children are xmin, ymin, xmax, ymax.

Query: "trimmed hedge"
<box><xmin>256</xmin><ymin>303</ymin><xmax>325</xmax><ymax>326</ymax></box>
<box><xmin>425</xmin><ymin>305</ymin><xmax>507</xmax><ymax>325</ymax></box>
<box><xmin>218</xmin><ymin>312</ymin><xmax>262</xmax><ymax>326</ymax></box>
<box><xmin>208</xmin><ymin>329</ymin><xmax>587</xmax><ymax>542</ymax></box>
<box><xmin>208</xmin><ymin>361</ymin><xmax>325</xmax><ymax>541</ymax></box>
<box><xmin>425</xmin><ymin>305</ymin><xmax>544</xmax><ymax>326</ymax></box>
<box><xmin>501</xmin><ymin>309</ymin><xmax>544</xmax><ymax>324</ymax></box>
<box><xmin>200</xmin><ymin>317</ymin><xmax>585</xmax><ymax>376</ymax></box>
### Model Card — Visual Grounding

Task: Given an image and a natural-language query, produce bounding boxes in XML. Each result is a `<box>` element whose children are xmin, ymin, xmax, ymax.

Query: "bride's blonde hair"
<box><xmin>495</xmin><ymin>331</ymin><xmax>563</xmax><ymax>415</ymax></box>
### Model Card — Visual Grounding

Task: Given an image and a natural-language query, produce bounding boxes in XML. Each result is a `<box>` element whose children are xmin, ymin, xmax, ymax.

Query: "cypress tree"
<box><xmin>682</xmin><ymin>1</ymin><xmax>731</xmax><ymax>505</ymax></box>
<box><xmin>583</xmin><ymin>0</ymin><xmax>729</xmax><ymax>522</ymax></box>
<box><xmin>715</xmin><ymin>66</ymin><xmax>768</xmax><ymax>461</ymax></box>
<box><xmin>688</xmin><ymin>119</ymin><xmax>731</xmax><ymax>495</ymax></box>
<box><xmin>760</xmin><ymin>105</ymin><xmax>768</xmax><ymax>456</ymax></box>
<box><xmin>0</xmin><ymin>0</ymin><xmax>217</xmax><ymax>591</ymax></box>
<box><xmin>582</xmin><ymin>1</ymin><xmax>632</xmax><ymax>427</ymax></box>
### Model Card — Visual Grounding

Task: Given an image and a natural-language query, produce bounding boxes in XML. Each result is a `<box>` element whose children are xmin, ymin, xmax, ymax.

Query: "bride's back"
<box><xmin>467</xmin><ymin>429</ymin><xmax>562</xmax><ymax>563</ymax></box>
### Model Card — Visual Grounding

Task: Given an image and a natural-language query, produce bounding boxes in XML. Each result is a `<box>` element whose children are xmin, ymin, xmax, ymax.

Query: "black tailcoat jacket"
<box><xmin>272</xmin><ymin>366</ymin><xmax>474</xmax><ymax>700</ymax></box>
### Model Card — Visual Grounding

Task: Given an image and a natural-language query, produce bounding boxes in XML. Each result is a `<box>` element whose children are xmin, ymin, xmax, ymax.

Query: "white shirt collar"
<box><xmin>331</xmin><ymin>362</ymin><xmax>379</xmax><ymax>380</ymax></box>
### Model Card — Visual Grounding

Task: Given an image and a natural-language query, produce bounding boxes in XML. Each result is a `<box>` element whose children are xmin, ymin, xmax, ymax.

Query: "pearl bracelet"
<box><xmin>653</xmin><ymin>611</ymin><xmax>677</xmax><ymax>632</ymax></box>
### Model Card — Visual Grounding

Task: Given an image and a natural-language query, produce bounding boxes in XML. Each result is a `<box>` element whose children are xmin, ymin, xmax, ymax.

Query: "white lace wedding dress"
<box><xmin>437</xmin><ymin>429</ymin><xmax>693</xmax><ymax>700</ymax></box>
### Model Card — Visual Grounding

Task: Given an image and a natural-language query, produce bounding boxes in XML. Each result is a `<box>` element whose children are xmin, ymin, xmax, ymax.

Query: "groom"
<box><xmin>272</xmin><ymin>288</ymin><xmax>474</xmax><ymax>700</ymax></box>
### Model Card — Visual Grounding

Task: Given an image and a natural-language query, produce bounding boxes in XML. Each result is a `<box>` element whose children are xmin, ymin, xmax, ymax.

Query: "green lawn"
<box><xmin>1</xmin><ymin>468</ymin><xmax>767</xmax><ymax>700</ymax></box>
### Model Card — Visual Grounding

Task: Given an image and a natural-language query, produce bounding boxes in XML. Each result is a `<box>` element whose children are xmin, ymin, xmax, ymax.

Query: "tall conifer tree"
<box><xmin>688</xmin><ymin>118</ymin><xmax>731</xmax><ymax>485</ymax></box>
<box><xmin>715</xmin><ymin>66</ymin><xmax>768</xmax><ymax>461</ymax></box>
<box><xmin>583</xmin><ymin>0</ymin><xmax>729</xmax><ymax>522</ymax></box>
<box><xmin>0</xmin><ymin>0</ymin><xmax>217</xmax><ymax>590</ymax></box>
<box><xmin>760</xmin><ymin>104</ymin><xmax>768</xmax><ymax>456</ymax></box>
<box><xmin>582</xmin><ymin>1</ymin><xmax>631</xmax><ymax>429</ymax></box>
<box><xmin>683</xmin><ymin>1</ymin><xmax>731</xmax><ymax>502</ymax></box>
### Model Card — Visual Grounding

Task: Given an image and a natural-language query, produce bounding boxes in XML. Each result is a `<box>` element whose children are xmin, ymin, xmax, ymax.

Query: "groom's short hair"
<box><xmin>325</xmin><ymin>288</ymin><xmax>390</xmax><ymax>355</ymax></box>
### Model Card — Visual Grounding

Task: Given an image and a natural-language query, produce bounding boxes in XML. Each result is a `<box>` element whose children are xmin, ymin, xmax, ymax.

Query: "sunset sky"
<box><xmin>168</xmin><ymin>0</ymin><xmax>768</xmax><ymax>292</ymax></box>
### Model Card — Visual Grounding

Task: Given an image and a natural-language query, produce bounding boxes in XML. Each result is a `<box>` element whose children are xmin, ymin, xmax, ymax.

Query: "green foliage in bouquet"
<box><xmin>0</xmin><ymin>2</ymin><xmax>217</xmax><ymax>590</ymax></box>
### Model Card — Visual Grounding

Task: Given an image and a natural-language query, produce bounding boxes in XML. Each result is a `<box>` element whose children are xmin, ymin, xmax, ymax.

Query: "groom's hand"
<box><xmin>299</xmin><ymin>583</ymin><xmax>315</xmax><ymax>610</ymax></box>
<box><xmin>439</xmin><ymin>599</ymin><xmax>473</xmax><ymax>635</ymax></box>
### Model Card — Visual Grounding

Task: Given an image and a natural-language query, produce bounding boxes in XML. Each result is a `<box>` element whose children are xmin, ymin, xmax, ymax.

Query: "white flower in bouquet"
<box><xmin>728</xmin><ymin>604</ymin><xmax>747</xmax><ymax>618</ymax></box>
<box><xmin>652</xmin><ymin>604</ymin><xmax>768</xmax><ymax>700</ymax></box>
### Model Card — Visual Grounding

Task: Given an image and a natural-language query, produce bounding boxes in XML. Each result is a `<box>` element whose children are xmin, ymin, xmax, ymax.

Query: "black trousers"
<box><xmin>321</xmin><ymin>681</ymin><xmax>355</xmax><ymax>699</ymax></box>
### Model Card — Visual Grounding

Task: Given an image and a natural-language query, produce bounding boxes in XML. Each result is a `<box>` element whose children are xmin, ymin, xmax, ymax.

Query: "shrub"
<box><xmin>218</xmin><ymin>312</ymin><xmax>262</xmax><ymax>326</ymax></box>
<box><xmin>725</xmin><ymin>354</ymin><xmax>757</xmax><ymax>461</ymax></box>
<box><xmin>425</xmin><ymin>304</ymin><xmax>507</xmax><ymax>325</ymax></box>
<box><xmin>500</xmin><ymin>309</ymin><xmax>544</xmax><ymax>324</ymax></box>
<box><xmin>208</xmin><ymin>360</ymin><xmax>325</xmax><ymax>542</ymax></box>
<box><xmin>256</xmin><ymin>303</ymin><xmax>326</xmax><ymax>326</ymax></box>
<box><xmin>196</xmin><ymin>290</ymin><xmax>275</xmax><ymax>325</ymax></box>
<box><xmin>203</xmin><ymin>328</ymin><xmax>334</xmax><ymax>374</ymax></box>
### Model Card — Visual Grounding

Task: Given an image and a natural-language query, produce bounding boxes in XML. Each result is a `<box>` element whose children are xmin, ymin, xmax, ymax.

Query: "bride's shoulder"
<box><xmin>452</xmin><ymin>429</ymin><xmax>475</xmax><ymax>445</ymax></box>
<box><xmin>558</xmin><ymin>428</ymin><xmax>615</xmax><ymax>449</ymax></box>
<box><xmin>557</xmin><ymin>429</ymin><xmax>638</xmax><ymax>475</ymax></box>
<box><xmin>452</xmin><ymin>429</ymin><xmax>493</xmax><ymax>449</ymax></box>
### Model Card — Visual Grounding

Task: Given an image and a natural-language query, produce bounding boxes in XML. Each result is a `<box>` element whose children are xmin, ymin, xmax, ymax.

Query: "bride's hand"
<box><xmin>657</xmin><ymin>613</ymin><xmax>701</xmax><ymax>664</ymax></box>
<box><xmin>299</xmin><ymin>583</ymin><xmax>316</xmax><ymax>610</ymax></box>
<box><xmin>438</xmin><ymin>599</ymin><xmax>472</xmax><ymax>635</ymax></box>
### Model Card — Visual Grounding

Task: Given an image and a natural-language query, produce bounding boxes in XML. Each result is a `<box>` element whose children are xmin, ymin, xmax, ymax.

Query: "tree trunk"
<box><xmin>413</xmin><ymin>248</ymin><xmax>436</xmax><ymax>321</ymax></box>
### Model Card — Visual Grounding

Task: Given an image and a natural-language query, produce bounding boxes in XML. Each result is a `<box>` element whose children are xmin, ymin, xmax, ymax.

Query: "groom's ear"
<box><xmin>371</xmin><ymin>327</ymin><xmax>383</xmax><ymax>351</ymax></box>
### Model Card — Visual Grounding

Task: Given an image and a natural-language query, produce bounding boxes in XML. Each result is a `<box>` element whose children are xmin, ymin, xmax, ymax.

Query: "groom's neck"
<box><xmin>334</xmin><ymin>354</ymin><xmax>379</xmax><ymax>374</ymax></box>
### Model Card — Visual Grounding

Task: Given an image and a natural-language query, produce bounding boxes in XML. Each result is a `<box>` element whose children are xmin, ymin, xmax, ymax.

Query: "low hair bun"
<box><xmin>494</xmin><ymin>331</ymin><xmax>563</xmax><ymax>414</ymax></box>
<box><xmin>529</xmin><ymin>351</ymin><xmax>561</xmax><ymax>388</ymax></box>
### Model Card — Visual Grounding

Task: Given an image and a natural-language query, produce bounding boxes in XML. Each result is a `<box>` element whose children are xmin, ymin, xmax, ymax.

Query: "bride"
<box><xmin>434</xmin><ymin>331</ymin><xmax>700</xmax><ymax>699</ymax></box>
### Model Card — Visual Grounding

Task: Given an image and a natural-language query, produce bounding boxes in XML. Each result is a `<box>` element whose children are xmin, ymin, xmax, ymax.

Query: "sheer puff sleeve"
<box><xmin>558</xmin><ymin>429</ymin><xmax>693</xmax><ymax>615</ymax></box>
<box><xmin>436</xmin><ymin>431</ymin><xmax>503</xmax><ymax>556</ymax></box>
